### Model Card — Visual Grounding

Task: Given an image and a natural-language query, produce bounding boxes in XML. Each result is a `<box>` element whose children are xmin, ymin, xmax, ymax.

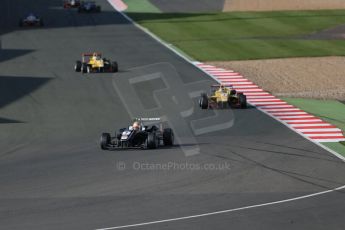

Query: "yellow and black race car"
<box><xmin>199</xmin><ymin>85</ymin><xmax>247</xmax><ymax>109</ymax></box>
<box><xmin>74</xmin><ymin>53</ymin><xmax>118</xmax><ymax>74</ymax></box>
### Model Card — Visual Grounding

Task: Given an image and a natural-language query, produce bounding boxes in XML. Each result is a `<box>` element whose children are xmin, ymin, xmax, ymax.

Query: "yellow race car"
<box><xmin>199</xmin><ymin>85</ymin><xmax>247</xmax><ymax>109</ymax></box>
<box><xmin>74</xmin><ymin>53</ymin><xmax>118</xmax><ymax>74</ymax></box>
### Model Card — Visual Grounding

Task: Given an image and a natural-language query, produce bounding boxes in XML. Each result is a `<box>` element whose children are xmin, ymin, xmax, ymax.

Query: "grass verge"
<box><xmin>283</xmin><ymin>98</ymin><xmax>345</xmax><ymax>157</ymax></box>
<box><xmin>123</xmin><ymin>10</ymin><xmax>345</xmax><ymax>61</ymax></box>
<box><xmin>124</xmin><ymin>0</ymin><xmax>161</xmax><ymax>13</ymax></box>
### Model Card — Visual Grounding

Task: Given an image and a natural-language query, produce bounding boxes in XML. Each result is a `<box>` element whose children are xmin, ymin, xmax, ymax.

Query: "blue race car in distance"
<box><xmin>78</xmin><ymin>1</ymin><xmax>101</xmax><ymax>13</ymax></box>
<box><xmin>19</xmin><ymin>13</ymin><xmax>44</xmax><ymax>27</ymax></box>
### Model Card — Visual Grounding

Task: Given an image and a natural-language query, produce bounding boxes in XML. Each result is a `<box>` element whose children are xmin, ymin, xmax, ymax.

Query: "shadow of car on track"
<box><xmin>100</xmin><ymin>142</ymin><xmax>209</xmax><ymax>152</ymax></box>
<box><xmin>0</xmin><ymin>48</ymin><xmax>34</xmax><ymax>63</ymax></box>
<box><xmin>0</xmin><ymin>0</ymin><xmax>134</xmax><ymax>38</ymax></box>
<box><xmin>0</xmin><ymin>117</ymin><xmax>23</xmax><ymax>124</ymax></box>
<box><xmin>0</xmin><ymin>76</ymin><xmax>51</xmax><ymax>122</ymax></box>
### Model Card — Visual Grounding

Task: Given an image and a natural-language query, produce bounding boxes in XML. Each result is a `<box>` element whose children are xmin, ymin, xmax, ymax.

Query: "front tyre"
<box><xmin>87</xmin><ymin>65</ymin><xmax>92</xmax><ymax>73</ymax></box>
<box><xmin>163</xmin><ymin>128</ymin><xmax>174</xmax><ymax>146</ymax></box>
<box><xmin>146</xmin><ymin>133</ymin><xmax>157</xmax><ymax>149</ymax></box>
<box><xmin>200</xmin><ymin>93</ymin><xmax>208</xmax><ymax>109</ymax></box>
<box><xmin>81</xmin><ymin>63</ymin><xmax>88</xmax><ymax>73</ymax></box>
<box><xmin>111</xmin><ymin>61</ymin><xmax>118</xmax><ymax>72</ymax></box>
<box><xmin>238</xmin><ymin>93</ymin><xmax>247</xmax><ymax>109</ymax></box>
<box><xmin>100</xmin><ymin>133</ymin><xmax>111</xmax><ymax>150</ymax></box>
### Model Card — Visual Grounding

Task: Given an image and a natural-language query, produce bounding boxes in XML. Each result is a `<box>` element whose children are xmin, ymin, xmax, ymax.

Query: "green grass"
<box><xmin>323</xmin><ymin>142</ymin><xmax>345</xmax><ymax>157</ymax></box>
<box><xmin>282</xmin><ymin>98</ymin><xmax>345</xmax><ymax>132</ymax></box>
<box><xmin>124</xmin><ymin>0</ymin><xmax>160</xmax><ymax>13</ymax></box>
<box><xmin>282</xmin><ymin>98</ymin><xmax>345</xmax><ymax>157</ymax></box>
<box><xmin>124</xmin><ymin>10</ymin><xmax>345</xmax><ymax>61</ymax></box>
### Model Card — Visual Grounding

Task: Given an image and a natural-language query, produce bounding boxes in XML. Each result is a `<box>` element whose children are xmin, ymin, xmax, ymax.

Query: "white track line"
<box><xmin>96</xmin><ymin>185</ymin><xmax>345</xmax><ymax>230</ymax></box>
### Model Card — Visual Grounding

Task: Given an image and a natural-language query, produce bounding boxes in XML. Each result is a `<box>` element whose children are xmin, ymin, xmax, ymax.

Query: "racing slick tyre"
<box><xmin>239</xmin><ymin>93</ymin><xmax>247</xmax><ymax>109</ymax></box>
<box><xmin>39</xmin><ymin>19</ymin><xmax>44</xmax><ymax>27</ymax></box>
<box><xmin>111</xmin><ymin>62</ymin><xmax>118</xmax><ymax>72</ymax></box>
<box><xmin>81</xmin><ymin>63</ymin><xmax>87</xmax><ymax>73</ymax></box>
<box><xmin>100</xmin><ymin>133</ymin><xmax>111</xmax><ymax>150</ymax></box>
<box><xmin>87</xmin><ymin>65</ymin><xmax>92</xmax><ymax>73</ymax></box>
<box><xmin>146</xmin><ymin>133</ymin><xmax>158</xmax><ymax>149</ymax></box>
<box><xmin>74</xmin><ymin>61</ymin><xmax>82</xmax><ymax>72</ymax></box>
<box><xmin>200</xmin><ymin>93</ymin><xmax>208</xmax><ymax>109</ymax></box>
<box><xmin>163</xmin><ymin>128</ymin><xmax>174</xmax><ymax>146</ymax></box>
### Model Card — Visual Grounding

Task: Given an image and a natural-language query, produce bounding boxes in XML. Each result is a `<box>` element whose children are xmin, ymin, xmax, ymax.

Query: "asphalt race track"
<box><xmin>0</xmin><ymin>0</ymin><xmax>345</xmax><ymax>229</ymax></box>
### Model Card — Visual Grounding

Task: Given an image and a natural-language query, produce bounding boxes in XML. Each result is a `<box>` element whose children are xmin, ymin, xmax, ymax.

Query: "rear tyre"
<box><xmin>97</xmin><ymin>6</ymin><xmax>101</xmax><ymax>12</ymax></box>
<box><xmin>74</xmin><ymin>61</ymin><xmax>82</xmax><ymax>72</ymax></box>
<box><xmin>163</xmin><ymin>128</ymin><xmax>174</xmax><ymax>146</ymax></box>
<box><xmin>111</xmin><ymin>61</ymin><xmax>118</xmax><ymax>72</ymax></box>
<box><xmin>39</xmin><ymin>19</ymin><xmax>44</xmax><ymax>27</ymax></box>
<box><xmin>81</xmin><ymin>63</ymin><xmax>87</xmax><ymax>73</ymax></box>
<box><xmin>146</xmin><ymin>133</ymin><xmax>157</xmax><ymax>149</ymax></box>
<box><xmin>239</xmin><ymin>93</ymin><xmax>247</xmax><ymax>109</ymax></box>
<box><xmin>200</xmin><ymin>93</ymin><xmax>208</xmax><ymax>109</ymax></box>
<box><xmin>100</xmin><ymin>133</ymin><xmax>111</xmax><ymax>150</ymax></box>
<box><xmin>19</xmin><ymin>19</ymin><xmax>23</xmax><ymax>27</ymax></box>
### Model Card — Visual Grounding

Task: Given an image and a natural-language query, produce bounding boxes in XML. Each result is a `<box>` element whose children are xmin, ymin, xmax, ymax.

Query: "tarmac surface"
<box><xmin>0</xmin><ymin>0</ymin><xmax>345</xmax><ymax>229</ymax></box>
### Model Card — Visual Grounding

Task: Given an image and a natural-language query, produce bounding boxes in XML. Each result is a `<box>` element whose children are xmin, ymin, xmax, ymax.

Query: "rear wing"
<box><xmin>211</xmin><ymin>84</ymin><xmax>233</xmax><ymax>88</ymax></box>
<box><xmin>82</xmin><ymin>52</ymin><xmax>102</xmax><ymax>57</ymax></box>
<box><xmin>134</xmin><ymin>118</ymin><xmax>162</xmax><ymax>131</ymax></box>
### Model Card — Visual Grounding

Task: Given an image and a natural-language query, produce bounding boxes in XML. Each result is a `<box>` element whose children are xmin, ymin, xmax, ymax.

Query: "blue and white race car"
<box><xmin>100</xmin><ymin>118</ymin><xmax>174</xmax><ymax>150</ymax></box>
<box><xmin>78</xmin><ymin>1</ymin><xmax>101</xmax><ymax>13</ymax></box>
<box><xmin>19</xmin><ymin>13</ymin><xmax>44</xmax><ymax>27</ymax></box>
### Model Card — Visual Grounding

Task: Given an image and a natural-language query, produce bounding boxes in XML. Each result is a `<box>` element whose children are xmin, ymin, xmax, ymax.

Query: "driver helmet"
<box><xmin>132</xmin><ymin>121</ymin><xmax>140</xmax><ymax>131</ymax></box>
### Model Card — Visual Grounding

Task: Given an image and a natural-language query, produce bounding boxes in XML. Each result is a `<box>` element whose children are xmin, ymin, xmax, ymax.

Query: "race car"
<box><xmin>199</xmin><ymin>85</ymin><xmax>247</xmax><ymax>109</ymax></box>
<box><xmin>74</xmin><ymin>53</ymin><xmax>118</xmax><ymax>74</ymax></box>
<box><xmin>78</xmin><ymin>1</ymin><xmax>101</xmax><ymax>13</ymax></box>
<box><xmin>100</xmin><ymin>118</ymin><xmax>174</xmax><ymax>150</ymax></box>
<box><xmin>19</xmin><ymin>13</ymin><xmax>44</xmax><ymax>27</ymax></box>
<box><xmin>63</xmin><ymin>0</ymin><xmax>81</xmax><ymax>8</ymax></box>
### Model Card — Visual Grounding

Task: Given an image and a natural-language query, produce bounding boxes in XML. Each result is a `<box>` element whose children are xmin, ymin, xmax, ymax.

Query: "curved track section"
<box><xmin>0</xmin><ymin>0</ymin><xmax>345</xmax><ymax>229</ymax></box>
